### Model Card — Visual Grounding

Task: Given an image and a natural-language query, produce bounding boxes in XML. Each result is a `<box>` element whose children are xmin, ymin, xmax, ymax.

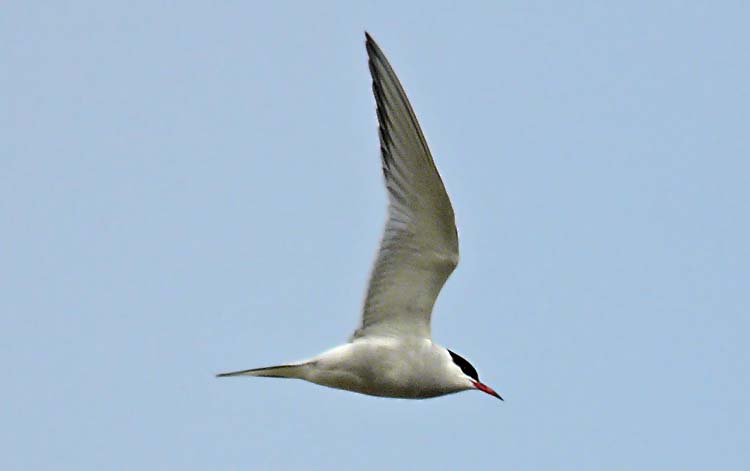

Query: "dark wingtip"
<box><xmin>364</xmin><ymin>32</ymin><xmax>380</xmax><ymax>57</ymax></box>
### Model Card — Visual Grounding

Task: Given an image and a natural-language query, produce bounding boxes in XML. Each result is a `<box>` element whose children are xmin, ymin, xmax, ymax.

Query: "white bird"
<box><xmin>217</xmin><ymin>32</ymin><xmax>502</xmax><ymax>401</ymax></box>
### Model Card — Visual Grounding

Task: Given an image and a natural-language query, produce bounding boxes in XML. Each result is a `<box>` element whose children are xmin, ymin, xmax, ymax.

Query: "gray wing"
<box><xmin>353</xmin><ymin>33</ymin><xmax>459</xmax><ymax>340</ymax></box>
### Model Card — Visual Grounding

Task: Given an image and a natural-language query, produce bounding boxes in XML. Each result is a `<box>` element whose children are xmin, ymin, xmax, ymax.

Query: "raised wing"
<box><xmin>353</xmin><ymin>33</ymin><xmax>459</xmax><ymax>340</ymax></box>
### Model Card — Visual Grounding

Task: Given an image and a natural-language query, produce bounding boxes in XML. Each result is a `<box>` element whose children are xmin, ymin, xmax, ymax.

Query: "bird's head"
<box><xmin>448</xmin><ymin>349</ymin><xmax>503</xmax><ymax>401</ymax></box>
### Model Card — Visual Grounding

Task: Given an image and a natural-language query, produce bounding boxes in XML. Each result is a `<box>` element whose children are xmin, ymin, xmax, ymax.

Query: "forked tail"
<box><xmin>216</xmin><ymin>363</ymin><xmax>308</xmax><ymax>379</ymax></box>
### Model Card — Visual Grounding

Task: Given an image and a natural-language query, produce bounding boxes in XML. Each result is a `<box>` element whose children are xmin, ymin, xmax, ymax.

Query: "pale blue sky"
<box><xmin>3</xmin><ymin>2</ymin><xmax>749</xmax><ymax>470</ymax></box>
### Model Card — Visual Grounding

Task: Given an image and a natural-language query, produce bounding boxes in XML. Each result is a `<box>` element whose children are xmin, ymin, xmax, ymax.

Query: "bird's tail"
<box><xmin>216</xmin><ymin>362</ymin><xmax>309</xmax><ymax>379</ymax></box>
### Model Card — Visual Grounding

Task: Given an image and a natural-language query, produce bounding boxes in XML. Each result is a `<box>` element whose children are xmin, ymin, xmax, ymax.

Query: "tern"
<box><xmin>217</xmin><ymin>33</ymin><xmax>502</xmax><ymax>401</ymax></box>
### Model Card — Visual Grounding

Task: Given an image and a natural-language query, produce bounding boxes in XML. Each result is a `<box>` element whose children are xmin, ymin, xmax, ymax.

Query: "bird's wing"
<box><xmin>352</xmin><ymin>33</ymin><xmax>459</xmax><ymax>340</ymax></box>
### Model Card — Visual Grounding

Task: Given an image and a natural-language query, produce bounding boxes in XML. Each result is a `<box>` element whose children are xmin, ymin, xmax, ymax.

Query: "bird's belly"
<box><xmin>306</xmin><ymin>340</ymin><xmax>453</xmax><ymax>399</ymax></box>
<box><xmin>310</xmin><ymin>368</ymin><xmax>446</xmax><ymax>399</ymax></box>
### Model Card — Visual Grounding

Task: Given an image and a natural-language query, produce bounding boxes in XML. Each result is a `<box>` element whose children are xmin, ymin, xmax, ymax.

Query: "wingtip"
<box><xmin>364</xmin><ymin>31</ymin><xmax>378</xmax><ymax>53</ymax></box>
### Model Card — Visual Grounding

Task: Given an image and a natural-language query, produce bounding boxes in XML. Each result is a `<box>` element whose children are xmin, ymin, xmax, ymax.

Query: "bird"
<box><xmin>217</xmin><ymin>32</ymin><xmax>502</xmax><ymax>401</ymax></box>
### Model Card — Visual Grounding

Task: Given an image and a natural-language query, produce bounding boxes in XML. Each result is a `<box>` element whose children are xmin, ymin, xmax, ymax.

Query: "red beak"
<box><xmin>472</xmin><ymin>381</ymin><xmax>503</xmax><ymax>401</ymax></box>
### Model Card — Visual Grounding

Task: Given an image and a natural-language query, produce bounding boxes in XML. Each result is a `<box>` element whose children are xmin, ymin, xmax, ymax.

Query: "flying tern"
<box><xmin>218</xmin><ymin>33</ymin><xmax>502</xmax><ymax>401</ymax></box>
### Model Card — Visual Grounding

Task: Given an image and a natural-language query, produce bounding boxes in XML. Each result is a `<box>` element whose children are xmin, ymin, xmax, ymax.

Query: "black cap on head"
<box><xmin>448</xmin><ymin>349</ymin><xmax>479</xmax><ymax>382</ymax></box>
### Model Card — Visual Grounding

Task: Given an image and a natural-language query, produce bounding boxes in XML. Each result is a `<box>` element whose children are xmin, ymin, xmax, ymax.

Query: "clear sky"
<box><xmin>3</xmin><ymin>2</ymin><xmax>749</xmax><ymax>470</ymax></box>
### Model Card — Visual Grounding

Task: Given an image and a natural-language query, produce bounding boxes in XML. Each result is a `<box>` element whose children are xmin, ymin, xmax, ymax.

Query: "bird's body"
<box><xmin>218</xmin><ymin>33</ymin><xmax>502</xmax><ymax>401</ymax></box>
<box><xmin>222</xmin><ymin>337</ymin><xmax>473</xmax><ymax>399</ymax></box>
